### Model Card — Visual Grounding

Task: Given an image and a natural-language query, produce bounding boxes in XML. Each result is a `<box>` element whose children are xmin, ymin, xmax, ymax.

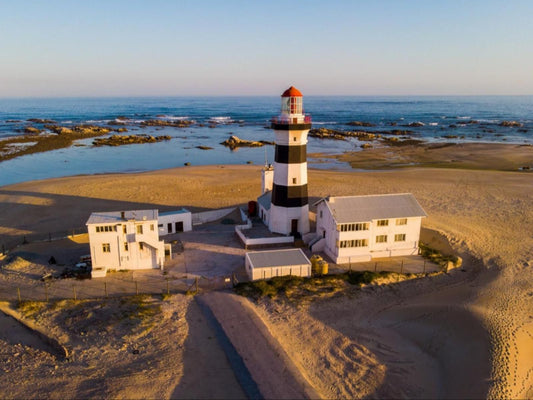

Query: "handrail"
<box><xmin>271</xmin><ymin>115</ymin><xmax>312</xmax><ymax>124</ymax></box>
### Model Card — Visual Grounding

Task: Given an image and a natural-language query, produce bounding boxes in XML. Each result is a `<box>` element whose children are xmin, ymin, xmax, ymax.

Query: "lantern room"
<box><xmin>281</xmin><ymin>86</ymin><xmax>303</xmax><ymax>116</ymax></box>
<box><xmin>272</xmin><ymin>86</ymin><xmax>311</xmax><ymax>128</ymax></box>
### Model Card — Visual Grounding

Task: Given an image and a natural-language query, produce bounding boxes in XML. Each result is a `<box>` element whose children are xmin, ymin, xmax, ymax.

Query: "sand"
<box><xmin>0</xmin><ymin>142</ymin><xmax>532</xmax><ymax>398</ymax></box>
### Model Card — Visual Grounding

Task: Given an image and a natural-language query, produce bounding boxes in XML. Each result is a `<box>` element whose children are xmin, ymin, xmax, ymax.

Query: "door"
<box><xmin>167</xmin><ymin>223</ymin><xmax>172</xmax><ymax>233</ymax></box>
<box><xmin>291</xmin><ymin>219</ymin><xmax>298</xmax><ymax>234</ymax></box>
<box><xmin>175</xmin><ymin>221</ymin><xmax>183</xmax><ymax>232</ymax></box>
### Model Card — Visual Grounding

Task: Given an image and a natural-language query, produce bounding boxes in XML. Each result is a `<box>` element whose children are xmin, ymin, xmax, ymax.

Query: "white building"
<box><xmin>245</xmin><ymin>248</ymin><xmax>311</xmax><ymax>281</ymax></box>
<box><xmin>158</xmin><ymin>209</ymin><xmax>192</xmax><ymax>235</ymax></box>
<box><xmin>86</xmin><ymin>210</ymin><xmax>166</xmax><ymax>278</ymax></box>
<box><xmin>313</xmin><ymin>194</ymin><xmax>427</xmax><ymax>264</ymax></box>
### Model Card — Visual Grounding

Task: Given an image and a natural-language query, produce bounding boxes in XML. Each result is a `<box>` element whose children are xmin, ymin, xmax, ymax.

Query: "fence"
<box><xmin>1</xmin><ymin>227</ymin><xmax>87</xmax><ymax>256</ymax></box>
<box><xmin>0</xmin><ymin>270</ymin><xmax>235</xmax><ymax>303</ymax></box>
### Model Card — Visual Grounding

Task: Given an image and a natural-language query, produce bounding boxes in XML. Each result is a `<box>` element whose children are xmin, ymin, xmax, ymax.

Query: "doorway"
<box><xmin>167</xmin><ymin>223</ymin><xmax>172</xmax><ymax>233</ymax></box>
<box><xmin>291</xmin><ymin>219</ymin><xmax>298</xmax><ymax>235</ymax></box>
<box><xmin>175</xmin><ymin>221</ymin><xmax>184</xmax><ymax>232</ymax></box>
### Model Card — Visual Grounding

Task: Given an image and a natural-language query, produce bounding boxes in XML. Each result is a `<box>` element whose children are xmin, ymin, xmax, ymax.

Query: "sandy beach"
<box><xmin>0</xmin><ymin>142</ymin><xmax>532</xmax><ymax>398</ymax></box>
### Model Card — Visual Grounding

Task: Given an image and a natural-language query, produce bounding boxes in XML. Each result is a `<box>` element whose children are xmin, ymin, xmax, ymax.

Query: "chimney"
<box><xmin>121</xmin><ymin>211</ymin><xmax>125</xmax><ymax>220</ymax></box>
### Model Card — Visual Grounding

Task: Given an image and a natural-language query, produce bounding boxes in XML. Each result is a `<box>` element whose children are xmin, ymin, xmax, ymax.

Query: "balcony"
<box><xmin>271</xmin><ymin>115</ymin><xmax>312</xmax><ymax>131</ymax></box>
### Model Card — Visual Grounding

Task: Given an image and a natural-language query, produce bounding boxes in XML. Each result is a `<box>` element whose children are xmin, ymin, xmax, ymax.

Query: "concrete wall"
<box><xmin>268</xmin><ymin>203</ymin><xmax>310</xmax><ymax>236</ymax></box>
<box><xmin>158</xmin><ymin>211</ymin><xmax>192</xmax><ymax>235</ymax></box>
<box><xmin>192</xmin><ymin>207</ymin><xmax>236</xmax><ymax>225</ymax></box>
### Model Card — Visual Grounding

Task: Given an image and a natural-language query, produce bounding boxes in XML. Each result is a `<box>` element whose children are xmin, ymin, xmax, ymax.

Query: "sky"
<box><xmin>1</xmin><ymin>0</ymin><xmax>532</xmax><ymax>97</ymax></box>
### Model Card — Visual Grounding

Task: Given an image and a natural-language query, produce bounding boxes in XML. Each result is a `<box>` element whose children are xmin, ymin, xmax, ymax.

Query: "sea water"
<box><xmin>0</xmin><ymin>96</ymin><xmax>531</xmax><ymax>186</ymax></box>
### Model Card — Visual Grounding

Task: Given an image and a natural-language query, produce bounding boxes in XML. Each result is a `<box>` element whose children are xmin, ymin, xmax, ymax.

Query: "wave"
<box><xmin>157</xmin><ymin>115</ymin><xmax>190</xmax><ymax>121</ymax></box>
<box><xmin>456</xmin><ymin>116</ymin><xmax>472</xmax><ymax>119</ymax></box>
<box><xmin>428</xmin><ymin>122</ymin><xmax>439</xmax><ymax>126</ymax></box>
<box><xmin>208</xmin><ymin>116</ymin><xmax>234</xmax><ymax>123</ymax></box>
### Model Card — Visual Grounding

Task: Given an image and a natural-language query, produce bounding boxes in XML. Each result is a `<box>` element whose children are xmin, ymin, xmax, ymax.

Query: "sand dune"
<box><xmin>1</xmin><ymin>163</ymin><xmax>532</xmax><ymax>398</ymax></box>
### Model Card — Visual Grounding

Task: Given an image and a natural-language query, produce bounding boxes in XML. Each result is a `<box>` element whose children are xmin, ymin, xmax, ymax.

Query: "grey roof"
<box><xmin>257</xmin><ymin>190</ymin><xmax>272</xmax><ymax>211</ymax></box>
<box><xmin>86</xmin><ymin>209</ymin><xmax>159</xmax><ymax>225</ymax></box>
<box><xmin>247</xmin><ymin>248</ymin><xmax>310</xmax><ymax>268</ymax></box>
<box><xmin>159</xmin><ymin>209</ymin><xmax>190</xmax><ymax>216</ymax></box>
<box><xmin>322</xmin><ymin>193</ymin><xmax>426</xmax><ymax>223</ymax></box>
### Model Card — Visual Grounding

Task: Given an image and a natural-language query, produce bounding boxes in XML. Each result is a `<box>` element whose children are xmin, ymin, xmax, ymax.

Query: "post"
<box><xmin>17</xmin><ymin>287</ymin><xmax>21</xmax><ymax>303</ymax></box>
<box><xmin>104</xmin><ymin>281</ymin><xmax>108</xmax><ymax>298</ymax></box>
<box><xmin>72</xmin><ymin>285</ymin><xmax>77</xmax><ymax>301</ymax></box>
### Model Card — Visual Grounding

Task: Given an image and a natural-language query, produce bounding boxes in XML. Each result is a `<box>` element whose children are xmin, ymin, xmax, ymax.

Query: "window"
<box><xmin>102</xmin><ymin>243</ymin><xmax>111</xmax><ymax>253</ymax></box>
<box><xmin>292</xmin><ymin>178</ymin><xmax>297</xmax><ymax>184</ymax></box>
<box><xmin>396</xmin><ymin>218</ymin><xmax>408</xmax><ymax>226</ymax></box>
<box><xmin>124</xmin><ymin>242</ymin><xmax>129</xmax><ymax>251</ymax></box>
<box><xmin>339</xmin><ymin>239</ymin><xmax>368</xmax><ymax>248</ymax></box>
<box><xmin>339</xmin><ymin>223</ymin><xmax>369</xmax><ymax>232</ymax></box>
<box><xmin>293</xmin><ymin>136</ymin><xmax>297</xmax><ymax>142</ymax></box>
<box><xmin>139</xmin><ymin>243</ymin><xmax>144</xmax><ymax>251</ymax></box>
<box><xmin>377</xmin><ymin>220</ymin><xmax>389</xmax><ymax>227</ymax></box>
<box><xmin>96</xmin><ymin>225</ymin><xmax>116</xmax><ymax>233</ymax></box>
<box><xmin>319</xmin><ymin>210</ymin><xmax>323</xmax><ymax>219</ymax></box>
<box><xmin>123</xmin><ymin>225</ymin><xmax>127</xmax><ymax>234</ymax></box>
<box><xmin>136</xmin><ymin>225</ymin><xmax>143</xmax><ymax>234</ymax></box>
<box><xmin>395</xmin><ymin>233</ymin><xmax>406</xmax><ymax>242</ymax></box>
<box><xmin>150</xmin><ymin>224</ymin><xmax>154</xmax><ymax>231</ymax></box>
<box><xmin>376</xmin><ymin>235</ymin><xmax>388</xmax><ymax>243</ymax></box>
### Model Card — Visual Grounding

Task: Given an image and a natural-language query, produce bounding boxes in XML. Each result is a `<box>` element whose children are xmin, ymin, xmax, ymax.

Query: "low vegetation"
<box><xmin>235</xmin><ymin>270</ymin><xmax>397</xmax><ymax>301</ymax></box>
<box><xmin>419</xmin><ymin>242</ymin><xmax>462</xmax><ymax>271</ymax></box>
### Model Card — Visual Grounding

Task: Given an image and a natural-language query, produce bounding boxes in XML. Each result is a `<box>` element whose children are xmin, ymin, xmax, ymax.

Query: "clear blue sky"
<box><xmin>1</xmin><ymin>0</ymin><xmax>532</xmax><ymax>97</ymax></box>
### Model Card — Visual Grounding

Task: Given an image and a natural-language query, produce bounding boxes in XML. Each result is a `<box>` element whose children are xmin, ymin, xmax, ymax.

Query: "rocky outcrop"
<box><xmin>309</xmin><ymin>128</ymin><xmax>377</xmax><ymax>141</ymax></box>
<box><xmin>346</xmin><ymin>121</ymin><xmax>375</xmax><ymax>127</ymax></box>
<box><xmin>24</xmin><ymin>126</ymin><xmax>42</xmax><ymax>134</ymax></box>
<box><xmin>93</xmin><ymin>134</ymin><xmax>171</xmax><ymax>147</ymax></box>
<box><xmin>407</xmin><ymin>122</ymin><xmax>425</xmax><ymax>127</ymax></box>
<box><xmin>27</xmin><ymin>118</ymin><xmax>56</xmax><ymax>124</ymax></box>
<box><xmin>500</xmin><ymin>120</ymin><xmax>523</xmax><ymax>127</ymax></box>
<box><xmin>220</xmin><ymin>135</ymin><xmax>270</xmax><ymax>150</ymax></box>
<box><xmin>45</xmin><ymin>125</ymin><xmax>111</xmax><ymax>136</ymax></box>
<box><xmin>140</xmin><ymin>119</ymin><xmax>194</xmax><ymax>128</ymax></box>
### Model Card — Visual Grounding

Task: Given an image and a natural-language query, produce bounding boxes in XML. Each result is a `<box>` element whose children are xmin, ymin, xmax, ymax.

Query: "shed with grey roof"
<box><xmin>245</xmin><ymin>248</ymin><xmax>311</xmax><ymax>281</ymax></box>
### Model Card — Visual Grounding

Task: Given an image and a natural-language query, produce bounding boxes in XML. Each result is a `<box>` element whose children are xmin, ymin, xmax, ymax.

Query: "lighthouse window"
<box><xmin>293</xmin><ymin>136</ymin><xmax>296</xmax><ymax>142</ymax></box>
<box><xmin>292</xmin><ymin>178</ymin><xmax>297</xmax><ymax>184</ymax></box>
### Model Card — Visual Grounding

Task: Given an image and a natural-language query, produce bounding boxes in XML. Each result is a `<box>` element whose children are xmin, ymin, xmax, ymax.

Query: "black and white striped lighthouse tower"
<box><xmin>268</xmin><ymin>86</ymin><xmax>311</xmax><ymax>236</ymax></box>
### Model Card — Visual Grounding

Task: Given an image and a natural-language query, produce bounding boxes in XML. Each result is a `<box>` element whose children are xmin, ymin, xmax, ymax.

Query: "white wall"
<box><xmin>192</xmin><ymin>207</ymin><xmax>236</xmax><ymax>225</ymax></box>
<box><xmin>317</xmin><ymin>201</ymin><xmax>423</xmax><ymax>264</ymax></box>
<box><xmin>268</xmin><ymin>203</ymin><xmax>310</xmax><ymax>235</ymax></box>
<box><xmin>88</xmin><ymin>218</ymin><xmax>164</xmax><ymax>277</ymax></box>
<box><xmin>245</xmin><ymin>255</ymin><xmax>311</xmax><ymax>281</ymax></box>
<box><xmin>158</xmin><ymin>211</ymin><xmax>192</xmax><ymax>235</ymax></box>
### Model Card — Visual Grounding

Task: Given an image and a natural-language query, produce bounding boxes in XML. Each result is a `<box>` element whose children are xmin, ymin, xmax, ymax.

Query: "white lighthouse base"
<box><xmin>268</xmin><ymin>204</ymin><xmax>310</xmax><ymax>236</ymax></box>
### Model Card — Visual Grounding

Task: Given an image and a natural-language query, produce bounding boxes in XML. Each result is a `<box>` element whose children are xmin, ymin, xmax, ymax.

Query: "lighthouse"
<box><xmin>268</xmin><ymin>86</ymin><xmax>311</xmax><ymax>236</ymax></box>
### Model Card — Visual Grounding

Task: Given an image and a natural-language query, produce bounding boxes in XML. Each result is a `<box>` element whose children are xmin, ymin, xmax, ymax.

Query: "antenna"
<box><xmin>264</xmin><ymin>147</ymin><xmax>268</xmax><ymax>168</ymax></box>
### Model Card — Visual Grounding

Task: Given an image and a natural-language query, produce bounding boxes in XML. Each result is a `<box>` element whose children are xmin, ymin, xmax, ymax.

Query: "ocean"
<box><xmin>0</xmin><ymin>96</ymin><xmax>531</xmax><ymax>186</ymax></box>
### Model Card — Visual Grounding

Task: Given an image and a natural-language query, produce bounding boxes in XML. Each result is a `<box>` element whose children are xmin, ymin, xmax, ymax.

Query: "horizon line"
<box><xmin>2</xmin><ymin>93</ymin><xmax>533</xmax><ymax>100</ymax></box>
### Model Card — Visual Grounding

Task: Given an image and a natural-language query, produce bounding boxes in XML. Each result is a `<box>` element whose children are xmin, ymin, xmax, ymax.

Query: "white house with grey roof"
<box><xmin>86</xmin><ymin>210</ymin><xmax>166</xmax><ymax>278</ymax></box>
<box><xmin>313</xmin><ymin>194</ymin><xmax>427</xmax><ymax>264</ymax></box>
<box><xmin>245</xmin><ymin>248</ymin><xmax>311</xmax><ymax>281</ymax></box>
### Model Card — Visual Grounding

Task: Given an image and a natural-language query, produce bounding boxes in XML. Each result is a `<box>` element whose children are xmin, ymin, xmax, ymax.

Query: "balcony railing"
<box><xmin>271</xmin><ymin>114</ymin><xmax>312</xmax><ymax>125</ymax></box>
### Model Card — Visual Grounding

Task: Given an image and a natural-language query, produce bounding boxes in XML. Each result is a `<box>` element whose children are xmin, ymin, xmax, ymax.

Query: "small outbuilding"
<box><xmin>158</xmin><ymin>209</ymin><xmax>192</xmax><ymax>235</ymax></box>
<box><xmin>245</xmin><ymin>248</ymin><xmax>311</xmax><ymax>281</ymax></box>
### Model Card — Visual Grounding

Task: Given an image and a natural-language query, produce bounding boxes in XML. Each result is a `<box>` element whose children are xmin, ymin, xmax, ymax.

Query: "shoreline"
<box><xmin>0</xmin><ymin>160</ymin><xmax>532</xmax><ymax>397</ymax></box>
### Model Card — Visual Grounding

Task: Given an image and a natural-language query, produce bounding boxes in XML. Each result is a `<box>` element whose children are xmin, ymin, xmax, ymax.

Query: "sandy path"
<box><xmin>199</xmin><ymin>291</ymin><xmax>320</xmax><ymax>399</ymax></box>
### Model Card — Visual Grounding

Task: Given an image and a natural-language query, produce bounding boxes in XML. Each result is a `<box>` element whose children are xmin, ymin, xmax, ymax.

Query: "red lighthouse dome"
<box><xmin>281</xmin><ymin>86</ymin><xmax>303</xmax><ymax>97</ymax></box>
